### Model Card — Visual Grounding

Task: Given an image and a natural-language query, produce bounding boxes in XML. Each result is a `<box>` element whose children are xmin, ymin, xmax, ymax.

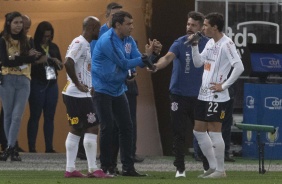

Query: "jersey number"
<box><xmin>208</xmin><ymin>102</ymin><xmax>218</xmax><ymax>113</ymax></box>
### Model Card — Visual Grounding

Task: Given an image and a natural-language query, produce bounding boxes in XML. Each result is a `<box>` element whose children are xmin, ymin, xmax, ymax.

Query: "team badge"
<box><xmin>125</xmin><ymin>43</ymin><xmax>132</xmax><ymax>54</ymax></box>
<box><xmin>87</xmin><ymin>112</ymin><xmax>96</xmax><ymax>124</ymax></box>
<box><xmin>171</xmin><ymin>102</ymin><xmax>178</xmax><ymax>111</ymax></box>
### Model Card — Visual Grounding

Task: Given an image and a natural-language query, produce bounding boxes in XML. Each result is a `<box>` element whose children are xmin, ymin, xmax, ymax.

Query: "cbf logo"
<box><xmin>260</xmin><ymin>57</ymin><xmax>282</xmax><ymax>69</ymax></box>
<box><xmin>246</xmin><ymin>96</ymin><xmax>254</xmax><ymax>109</ymax></box>
<box><xmin>227</xmin><ymin>21</ymin><xmax>280</xmax><ymax>57</ymax></box>
<box><xmin>265</xmin><ymin>97</ymin><xmax>282</xmax><ymax>110</ymax></box>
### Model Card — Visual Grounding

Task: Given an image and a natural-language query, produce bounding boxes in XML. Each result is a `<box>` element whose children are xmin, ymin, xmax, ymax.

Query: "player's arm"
<box><xmin>191</xmin><ymin>45</ymin><xmax>204</xmax><ymax>68</ymax></box>
<box><xmin>64</xmin><ymin>58</ymin><xmax>88</xmax><ymax>93</ymax></box>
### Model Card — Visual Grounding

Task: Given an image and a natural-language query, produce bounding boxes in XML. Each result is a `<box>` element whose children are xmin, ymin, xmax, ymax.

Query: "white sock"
<box><xmin>84</xmin><ymin>133</ymin><xmax>98</xmax><ymax>173</ymax></box>
<box><xmin>193</xmin><ymin>130</ymin><xmax>217</xmax><ymax>169</ymax></box>
<box><xmin>209</xmin><ymin>132</ymin><xmax>225</xmax><ymax>172</ymax></box>
<box><xmin>65</xmin><ymin>132</ymin><xmax>80</xmax><ymax>172</ymax></box>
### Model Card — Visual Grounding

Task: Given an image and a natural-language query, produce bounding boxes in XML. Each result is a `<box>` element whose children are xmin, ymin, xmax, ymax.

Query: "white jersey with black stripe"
<box><xmin>197</xmin><ymin>34</ymin><xmax>241</xmax><ymax>102</ymax></box>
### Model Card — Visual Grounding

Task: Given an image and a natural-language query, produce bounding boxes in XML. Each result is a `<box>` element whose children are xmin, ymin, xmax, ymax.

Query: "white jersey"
<box><xmin>196</xmin><ymin>34</ymin><xmax>241</xmax><ymax>102</ymax></box>
<box><xmin>62</xmin><ymin>35</ymin><xmax>92</xmax><ymax>98</ymax></box>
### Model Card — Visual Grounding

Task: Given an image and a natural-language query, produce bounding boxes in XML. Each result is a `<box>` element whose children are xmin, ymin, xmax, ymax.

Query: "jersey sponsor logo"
<box><xmin>200</xmin><ymin>86</ymin><xmax>208</xmax><ymax>95</ymax></box>
<box><xmin>220</xmin><ymin>110</ymin><xmax>225</xmax><ymax>119</ymax></box>
<box><xmin>171</xmin><ymin>102</ymin><xmax>178</xmax><ymax>111</ymax></box>
<box><xmin>87</xmin><ymin>112</ymin><xmax>96</xmax><ymax>124</ymax></box>
<box><xmin>207</xmin><ymin>114</ymin><xmax>213</xmax><ymax>116</ymax></box>
<box><xmin>63</xmin><ymin>80</ymin><xmax>70</xmax><ymax>92</ymax></box>
<box><xmin>75</xmin><ymin>40</ymin><xmax>80</xmax><ymax>43</ymax></box>
<box><xmin>204</xmin><ymin>63</ymin><xmax>211</xmax><ymax>71</ymax></box>
<box><xmin>226</xmin><ymin>43</ymin><xmax>235</xmax><ymax>59</ymax></box>
<box><xmin>67</xmin><ymin>114</ymin><xmax>79</xmax><ymax>125</ymax></box>
<box><xmin>125</xmin><ymin>43</ymin><xmax>132</xmax><ymax>54</ymax></box>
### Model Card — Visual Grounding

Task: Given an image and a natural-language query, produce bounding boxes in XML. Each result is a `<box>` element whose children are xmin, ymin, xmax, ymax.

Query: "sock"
<box><xmin>209</xmin><ymin>132</ymin><xmax>225</xmax><ymax>172</ymax></box>
<box><xmin>65</xmin><ymin>132</ymin><xmax>80</xmax><ymax>172</ymax></box>
<box><xmin>83</xmin><ymin>133</ymin><xmax>98</xmax><ymax>173</ymax></box>
<box><xmin>193</xmin><ymin>130</ymin><xmax>217</xmax><ymax>169</ymax></box>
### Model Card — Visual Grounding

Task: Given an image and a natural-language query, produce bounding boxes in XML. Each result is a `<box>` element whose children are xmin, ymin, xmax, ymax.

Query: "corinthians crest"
<box><xmin>171</xmin><ymin>102</ymin><xmax>178</xmax><ymax>111</ymax></box>
<box><xmin>87</xmin><ymin>112</ymin><xmax>96</xmax><ymax>124</ymax></box>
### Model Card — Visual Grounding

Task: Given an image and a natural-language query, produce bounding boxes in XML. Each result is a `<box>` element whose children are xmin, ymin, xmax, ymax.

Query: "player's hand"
<box><xmin>90</xmin><ymin>87</ymin><xmax>95</xmax><ymax>96</ymax></box>
<box><xmin>209</xmin><ymin>82</ymin><xmax>223</xmax><ymax>92</ymax></box>
<box><xmin>76</xmin><ymin>83</ymin><xmax>90</xmax><ymax>93</ymax></box>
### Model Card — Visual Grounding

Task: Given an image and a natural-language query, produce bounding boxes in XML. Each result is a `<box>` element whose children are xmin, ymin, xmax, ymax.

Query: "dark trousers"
<box><xmin>170</xmin><ymin>94</ymin><xmax>197</xmax><ymax>172</ymax></box>
<box><xmin>111</xmin><ymin>92</ymin><xmax>137</xmax><ymax>167</ymax></box>
<box><xmin>27</xmin><ymin>79</ymin><xmax>58</xmax><ymax>151</ymax></box>
<box><xmin>94</xmin><ymin>92</ymin><xmax>134</xmax><ymax>171</ymax></box>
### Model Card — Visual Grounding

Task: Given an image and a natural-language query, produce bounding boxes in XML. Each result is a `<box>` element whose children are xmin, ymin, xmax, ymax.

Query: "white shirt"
<box><xmin>62</xmin><ymin>35</ymin><xmax>92</xmax><ymax>98</ymax></box>
<box><xmin>192</xmin><ymin>34</ymin><xmax>242</xmax><ymax>102</ymax></box>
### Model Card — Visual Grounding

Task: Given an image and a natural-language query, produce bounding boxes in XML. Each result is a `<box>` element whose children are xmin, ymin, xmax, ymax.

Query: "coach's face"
<box><xmin>119</xmin><ymin>16</ymin><xmax>134</xmax><ymax>38</ymax></box>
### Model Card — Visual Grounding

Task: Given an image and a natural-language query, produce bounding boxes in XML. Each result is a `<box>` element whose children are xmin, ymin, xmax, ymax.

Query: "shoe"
<box><xmin>45</xmin><ymin>149</ymin><xmax>56</xmax><ymax>153</ymax></box>
<box><xmin>175</xmin><ymin>170</ymin><xmax>186</xmax><ymax>178</ymax></box>
<box><xmin>64</xmin><ymin>170</ymin><xmax>86</xmax><ymax>178</ymax></box>
<box><xmin>87</xmin><ymin>169</ymin><xmax>113</xmax><ymax>178</ymax></box>
<box><xmin>203</xmin><ymin>170</ymin><xmax>226</xmax><ymax>178</ymax></box>
<box><xmin>224</xmin><ymin>156</ymin><xmax>235</xmax><ymax>162</ymax></box>
<box><xmin>0</xmin><ymin>146</ymin><xmax>21</xmax><ymax>161</ymax></box>
<box><xmin>107</xmin><ymin>167</ymin><xmax>119</xmax><ymax>176</ymax></box>
<box><xmin>11</xmin><ymin>147</ymin><xmax>21</xmax><ymax>161</ymax></box>
<box><xmin>122</xmin><ymin>169</ymin><xmax>147</xmax><ymax>177</ymax></box>
<box><xmin>0</xmin><ymin>147</ymin><xmax>11</xmax><ymax>161</ymax></box>
<box><xmin>198</xmin><ymin>168</ymin><xmax>215</xmax><ymax>178</ymax></box>
<box><xmin>133</xmin><ymin>155</ymin><xmax>144</xmax><ymax>163</ymax></box>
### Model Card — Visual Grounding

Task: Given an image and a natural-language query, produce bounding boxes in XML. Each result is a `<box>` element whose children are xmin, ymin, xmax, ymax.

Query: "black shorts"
<box><xmin>194</xmin><ymin>100</ymin><xmax>228</xmax><ymax>122</ymax></box>
<box><xmin>62</xmin><ymin>94</ymin><xmax>99</xmax><ymax>130</ymax></box>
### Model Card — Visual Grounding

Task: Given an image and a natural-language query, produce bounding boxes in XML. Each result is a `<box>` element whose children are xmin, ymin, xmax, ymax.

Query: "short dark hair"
<box><xmin>205</xmin><ymin>12</ymin><xmax>224</xmax><ymax>32</ymax></box>
<box><xmin>111</xmin><ymin>11</ymin><xmax>132</xmax><ymax>28</ymax></box>
<box><xmin>188</xmin><ymin>11</ymin><xmax>205</xmax><ymax>26</ymax></box>
<box><xmin>106</xmin><ymin>2</ymin><xmax>123</xmax><ymax>18</ymax></box>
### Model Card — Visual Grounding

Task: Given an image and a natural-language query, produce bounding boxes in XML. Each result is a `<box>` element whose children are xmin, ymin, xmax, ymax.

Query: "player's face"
<box><xmin>203</xmin><ymin>19</ymin><xmax>215</xmax><ymax>38</ymax></box>
<box><xmin>186</xmin><ymin>18</ymin><xmax>202</xmax><ymax>35</ymax></box>
<box><xmin>119</xmin><ymin>17</ymin><xmax>134</xmax><ymax>38</ymax></box>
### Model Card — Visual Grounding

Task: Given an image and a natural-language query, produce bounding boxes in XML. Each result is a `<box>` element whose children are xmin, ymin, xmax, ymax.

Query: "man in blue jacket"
<box><xmin>92</xmin><ymin>10</ymin><xmax>160</xmax><ymax>177</ymax></box>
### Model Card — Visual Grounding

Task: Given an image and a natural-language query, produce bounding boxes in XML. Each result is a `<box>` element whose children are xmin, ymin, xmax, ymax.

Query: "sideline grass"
<box><xmin>0</xmin><ymin>171</ymin><xmax>282</xmax><ymax>184</ymax></box>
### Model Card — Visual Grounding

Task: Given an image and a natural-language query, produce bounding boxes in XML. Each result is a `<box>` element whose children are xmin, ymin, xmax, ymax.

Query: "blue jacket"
<box><xmin>91</xmin><ymin>28</ymin><xmax>144</xmax><ymax>96</ymax></box>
